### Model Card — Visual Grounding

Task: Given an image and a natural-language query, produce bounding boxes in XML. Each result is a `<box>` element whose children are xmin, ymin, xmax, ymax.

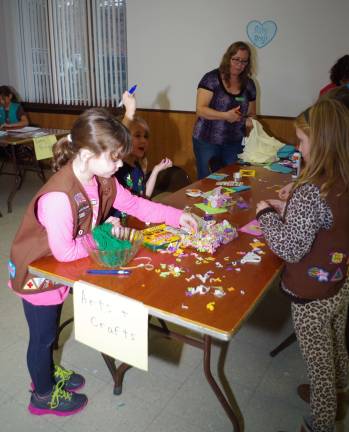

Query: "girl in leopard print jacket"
<box><xmin>256</xmin><ymin>99</ymin><xmax>349</xmax><ymax>432</ymax></box>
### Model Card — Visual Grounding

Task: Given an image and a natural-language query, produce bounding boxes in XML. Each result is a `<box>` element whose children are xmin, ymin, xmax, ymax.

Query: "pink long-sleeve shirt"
<box><xmin>17</xmin><ymin>177</ymin><xmax>182</xmax><ymax>306</ymax></box>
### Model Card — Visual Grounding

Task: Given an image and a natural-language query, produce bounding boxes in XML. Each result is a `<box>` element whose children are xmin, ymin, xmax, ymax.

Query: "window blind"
<box><xmin>8</xmin><ymin>0</ymin><xmax>127</xmax><ymax>106</ymax></box>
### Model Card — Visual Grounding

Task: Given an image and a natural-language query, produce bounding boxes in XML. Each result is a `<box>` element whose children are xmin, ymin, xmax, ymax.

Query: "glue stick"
<box><xmin>291</xmin><ymin>152</ymin><xmax>301</xmax><ymax>179</ymax></box>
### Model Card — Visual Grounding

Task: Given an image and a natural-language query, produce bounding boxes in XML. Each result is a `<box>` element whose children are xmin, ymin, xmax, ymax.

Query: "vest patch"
<box><xmin>74</xmin><ymin>192</ymin><xmax>87</xmax><ymax>205</ymax></box>
<box><xmin>330</xmin><ymin>252</ymin><xmax>345</xmax><ymax>264</ymax></box>
<box><xmin>8</xmin><ymin>260</ymin><xmax>16</xmax><ymax>278</ymax></box>
<box><xmin>23</xmin><ymin>279</ymin><xmax>38</xmax><ymax>290</ymax></box>
<box><xmin>330</xmin><ymin>268</ymin><xmax>344</xmax><ymax>282</ymax></box>
<box><xmin>307</xmin><ymin>267</ymin><xmax>329</xmax><ymax>282</ymax></box>
<box><xmin>25</xmin><ymin>278</ymin><xmax>55</xmax><ymax>291</ymax></box>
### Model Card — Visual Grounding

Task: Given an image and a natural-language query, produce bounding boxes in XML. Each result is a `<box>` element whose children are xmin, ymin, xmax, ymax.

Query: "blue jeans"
<box><xmin>22</xmin><ymin>300</ymin><xmax>62</xmax><ymax>394</ymax></box>
<box><xmin>193</xmin><ymin>137</ymin><xmax>243</xmax><ymax>179</ymax></box>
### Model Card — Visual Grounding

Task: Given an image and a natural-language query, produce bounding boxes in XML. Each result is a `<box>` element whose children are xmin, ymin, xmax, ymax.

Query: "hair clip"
<box><xmin>67</xmin><ymin>133</ymin><xmax>72</xmax><ymax>143</ymax></box>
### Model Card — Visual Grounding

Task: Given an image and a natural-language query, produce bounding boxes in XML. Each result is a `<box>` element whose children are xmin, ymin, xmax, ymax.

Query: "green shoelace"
<box><xmin>54</xmin><ymin>365</ymin><xmax>73</xmax><ymax>382</ymax></box>
<box><xmin>48</xmin><ymin>380</ymin><xmax>72</xmax><ymax>409</ymax></box>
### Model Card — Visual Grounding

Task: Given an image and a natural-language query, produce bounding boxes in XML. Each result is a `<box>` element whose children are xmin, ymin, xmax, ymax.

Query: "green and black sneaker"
<box><xmin>28</xmin><ymin>380</ymin><xmax>87</xmax><ymax>416</ymax></box>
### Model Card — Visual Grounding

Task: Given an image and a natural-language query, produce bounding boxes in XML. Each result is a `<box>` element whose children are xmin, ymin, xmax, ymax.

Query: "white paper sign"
<box><xmin>73</xmin><ymin>280</ymin><xmax>148</xmax><ymax>370</ymax></box>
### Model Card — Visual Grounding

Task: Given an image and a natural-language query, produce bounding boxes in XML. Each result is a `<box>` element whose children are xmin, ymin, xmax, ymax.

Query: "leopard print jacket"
<box><xmin>257</xmin><ymin>183</ymin><xmax>333</xmax><ymax>263</ymax></box>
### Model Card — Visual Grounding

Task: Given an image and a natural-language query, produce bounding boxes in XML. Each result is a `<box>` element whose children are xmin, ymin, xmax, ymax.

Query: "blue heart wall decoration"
<box><xmin>246</xmin><ymin>20</ymin><xmax>277</xmax><ymax>48</ymax></box>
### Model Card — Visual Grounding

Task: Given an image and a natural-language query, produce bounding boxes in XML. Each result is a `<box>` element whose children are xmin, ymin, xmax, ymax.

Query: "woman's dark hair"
<box><xmin>219</xmin><ymin>41</ymin><xmax>252</xmax><ymax>88</ymax></box>
<box><xmin>0</xmin><ymin>85</ymin><xmax>19</xmax><ymax>102</ymax></box>
<box><xmin>330</xmin><ymin>55</ymin><xmax>349</xmax><ymax>85</ymax></box>
<box><xmin>52</xmin><ymin>108</ymin><xmax>132</xmax><ymax>172</ymax></box>
<box><xmin>321</xmin><ymin>84</ymin><xmax>349</xmax><ymax>109</ymax></box>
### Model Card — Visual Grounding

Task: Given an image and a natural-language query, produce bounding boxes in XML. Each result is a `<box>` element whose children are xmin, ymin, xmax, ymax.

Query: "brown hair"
<box><xmin>294</xmin><ymin>99</ymin><xmax>349</xmax><ymax>195</ymax></box>
<box><xmin>52</xmin><ymin>108</ymin><xmax>132</xmax><ymax>172</ymax></box>
<box><xmin>0</xmin><ymin>85</ymin><xmax>19</xmax><ymax>102</ymax></box>
<box><xmin>329</xmin><ymin>55</ymin><xmax>349</xmax><ymax>85</ymax></box>
<box><xmin>320</xmin><ymin>84</ymin><xmax>349</xmax><ymax>109</ymax></box>
<box><xmin>219</xmin><ymin>41</ymin><xmax>252</xmax><ymax>88</ymax></box>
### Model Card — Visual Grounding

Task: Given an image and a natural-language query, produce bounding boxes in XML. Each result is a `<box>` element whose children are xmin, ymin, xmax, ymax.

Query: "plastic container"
<box><xmin>82</xmin><ymin>227</ymin><xmax>143</xmax><ymax>268</ymax></box>
<box><xmin>291</xmin><ymin>152</ymin><xmax>301</xmax><ymax>178</ymax></box>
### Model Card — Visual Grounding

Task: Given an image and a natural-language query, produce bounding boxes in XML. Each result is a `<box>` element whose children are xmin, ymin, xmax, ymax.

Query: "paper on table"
<box><xmin>206</xmin><ymin>173</ymin><xmax>229</xmax><ymax>180</ymax></box>
<box><xmin>266</xmin><ymin>162</ymin><xmax>293</xmax><ymax>174</ymax></box>
<box><xmin>74</xmin><ymin>280</ymin><xmax>148</xmax><ymax>371</ymax></box>
<box><xmin>194</xmin><ymin>203</ymin><xmax>227</xmax><ymax>214</ymax></box>
<box><xmin>239</xmin><ymin>219</ymin><xmax>263</xmax><ymax>236</ymax></box>
<box><xmin>6</xmin><ymin>126</ymin><xmax>40</xmax><ymax>133</ymax></box>
<box><xmin>33</xmin><ymin>134</ymin><xmax>57</xmax><ymax>160</ymax></box>
<box><xmin>224</xmin><ymin>185</ymin><xmax>251</xmax><ymax>193</ymax></box>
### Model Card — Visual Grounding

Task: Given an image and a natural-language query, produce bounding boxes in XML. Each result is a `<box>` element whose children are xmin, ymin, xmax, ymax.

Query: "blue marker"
<box><xmin>87</xmin><ymin>269</ymin><xmax>131</xmax><ymax>275</ymax></box>
<box><xmin>118</xmin><ymin>84</ymin><xmax>137</xmax><ymax>107</ymax></box>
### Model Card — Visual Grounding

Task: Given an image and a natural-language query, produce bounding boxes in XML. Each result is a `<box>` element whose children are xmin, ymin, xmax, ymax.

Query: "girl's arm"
<box><xmin>196</xmin><ymin>88</ymin><xmax>241</xmax><ymax>123</ymax></box>
<box><xmin>4</xmin><ymin>110</ymin><xmax>29</xmax><ymax>129</ymax></box>
<box><xmin>113</xmin><ymin>178</ymin><xmax>182</xmax><ymax>227</ymax></box>
<box><xmin>245</xmin><ymin>100</ymin><xmax>257</xmax><ymax>129</ymax></box>
<box><xmin>145</xmin><ymin>158</ymin><xmax>172</xmax><ymax>197</ymax></box>
<box><xmin>37</xmin><ymin>192</ymin><xmax>90</xmax><ymax>262</ymax></box>
<box><xmin>121</xmin><ymin>91</ymin><xmax>136</xmax><ymax>128</ymax></box>
<box><xmin>256</xmin><ymin>183</ymin><xmax>332</xmax><ymax>263</ymax></box>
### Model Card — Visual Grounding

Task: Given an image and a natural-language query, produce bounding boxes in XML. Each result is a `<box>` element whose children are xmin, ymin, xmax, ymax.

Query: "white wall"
<box><xmin>1</xmin><ymin>0</ymin><xmax>347</xmax><ymax>117</ymax></box>
<box><xmin>0</xmin><ymin>1</ymin><xmax>10</xmax><ymax>85</ymax></box>
<box><xmin>127</xmin><ymin>0</ymin><xmax>349</xmax><ymax>116</ymax></box>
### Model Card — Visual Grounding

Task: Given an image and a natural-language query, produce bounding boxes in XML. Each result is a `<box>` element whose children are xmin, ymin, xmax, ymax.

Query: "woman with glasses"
<box><xmin>192</xmin><ymin>41</ymin><xmax>256</xmax><ymax>179</ymax></box>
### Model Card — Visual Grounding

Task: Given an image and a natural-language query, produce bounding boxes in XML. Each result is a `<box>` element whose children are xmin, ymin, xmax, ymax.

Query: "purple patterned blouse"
<box><xmin>193</xmin><ymin>69</ymin><xmax>256</xmax><ymax>145</ymax></box>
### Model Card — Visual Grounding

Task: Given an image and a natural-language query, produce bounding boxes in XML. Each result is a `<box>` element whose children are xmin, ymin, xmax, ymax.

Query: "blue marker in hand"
<box><xmin>118</xmin><ymin>84</ymin><xmax>137</xmax><ymax>107</ymax></box>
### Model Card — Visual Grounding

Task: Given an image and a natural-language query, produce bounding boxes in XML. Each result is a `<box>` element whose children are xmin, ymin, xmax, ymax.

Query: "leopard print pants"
<box><xmin>292</xmin><ymin>278</ymin><xmax>349</xmax><ymax>432</ymax></box>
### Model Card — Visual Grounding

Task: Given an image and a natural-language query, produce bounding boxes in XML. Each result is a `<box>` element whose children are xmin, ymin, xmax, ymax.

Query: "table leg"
<box><xmin>101</xmin><ymin>353</ymin><xmax>132</xmax><ymax>395</ymax></box>
<box><xmin>203</xmin><ymin>336</ymin><xmax>243</xmax><ymax>432</ymax></box>
<box><xmin>99</xmin><ymin>322</ymin><xmax>243</xmax><ymax>431</ymax></box>
<box><xmin>53</xmin><ymin>317</ymin><xmax>74</xmax><ymax>350</ymax></box>
<box><xmin>269</xmin><ymin>332</ymin><xmax>296</xmax><ymax>357</ymax></box>
<box><xmin>7</xmin><ymin>145</ymin><xmax>22</xmax><ymax>213</ymax></box>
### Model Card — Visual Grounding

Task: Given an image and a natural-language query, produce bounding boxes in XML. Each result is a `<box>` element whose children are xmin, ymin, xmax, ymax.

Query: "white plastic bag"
<box><xmin>239</xmin><ymin>119</ymin><xmax>284</xmax><ymax>164</ymax></box>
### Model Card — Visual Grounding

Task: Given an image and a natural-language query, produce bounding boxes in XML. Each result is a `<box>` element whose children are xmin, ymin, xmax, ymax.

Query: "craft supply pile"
<box><xmin>84</xmin><ymin>165</ymin><xmax>291</xmax><ymax>314</ymax></box>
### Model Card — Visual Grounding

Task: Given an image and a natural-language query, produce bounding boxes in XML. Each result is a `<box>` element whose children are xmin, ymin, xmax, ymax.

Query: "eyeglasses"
<box><xmin>231</xmin><ymin>58</ymin><xmax>249</xmax><ymax>66</ymax></box>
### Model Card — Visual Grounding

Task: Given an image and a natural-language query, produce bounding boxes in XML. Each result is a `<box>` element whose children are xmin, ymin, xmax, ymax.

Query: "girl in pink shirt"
<box><xmin>10</xmin><ymin>96</ymin><xmax>197</xmax><ymax>417</ymax></box>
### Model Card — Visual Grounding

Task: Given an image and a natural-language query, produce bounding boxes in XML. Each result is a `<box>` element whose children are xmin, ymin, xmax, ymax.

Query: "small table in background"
<box><xmin>0</xmin><ymin>127</ymin><xmax>68</xmax><ymax>215</ymax></box>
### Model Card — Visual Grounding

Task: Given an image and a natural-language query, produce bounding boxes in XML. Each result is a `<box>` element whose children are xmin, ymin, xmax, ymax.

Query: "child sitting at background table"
<box><xmin>0</xmin><ymin>85</ymin><xmax>29</xmax><ymax>129</ymax></box>
<box><xmin>256</xmin><ymin>99</ymin><xmax>349</xmax><ymax>432</ymax></box>
<box><xmin>8</xmin><ymin>95</ymin><xmax>197</xmax><ymax>417</ymax></box>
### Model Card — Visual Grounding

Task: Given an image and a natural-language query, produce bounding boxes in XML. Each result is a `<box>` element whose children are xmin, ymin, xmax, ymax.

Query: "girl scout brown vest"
<box><xmin>282</xmin><ymin>181</ymin><xmax>349</xmax><ymax>300</ymax></box>
<box><xmin>9</xmin><ymin>162</ymin><xmax>116</xmax><ymax>294</ymax></box>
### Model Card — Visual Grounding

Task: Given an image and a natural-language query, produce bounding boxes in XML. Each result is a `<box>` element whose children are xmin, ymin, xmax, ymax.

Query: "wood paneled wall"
<box><xmin>27</xmin><ymin>109</ymin><xmax>297</xmax><ymax>180</ymax></box>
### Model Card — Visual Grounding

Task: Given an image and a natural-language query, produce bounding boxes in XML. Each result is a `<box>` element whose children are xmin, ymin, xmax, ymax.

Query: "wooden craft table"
<box><xmin>0</xmin><ymin>128</ymin><xmax>68</xmax><ymax>215</ymax></box>
<box><xmin>28</xmin><ymin>165</ymin><xmax>290</xmax><ymax>431</ymax></box>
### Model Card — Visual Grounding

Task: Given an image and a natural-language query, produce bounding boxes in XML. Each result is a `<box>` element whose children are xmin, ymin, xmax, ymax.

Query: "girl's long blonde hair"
<box><xmin>295</xmin><ymin>99</ymin><xmax>349</xmax><ymax>196</ymax></box>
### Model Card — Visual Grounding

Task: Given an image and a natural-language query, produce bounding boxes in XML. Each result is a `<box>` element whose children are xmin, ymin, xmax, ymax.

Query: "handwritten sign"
<box><xmin>246</xmin><ymin>20</ymin><xmax>277</xmax><ymax>48</ymax></box>
<box><xmin>33</xmin><ymin>134</ymin><xmax>57</xmax><ymax>160</ymax></box>
<box><xmin>73</xmin><ymin>281</ymin><xmax>148</xmax><ymax>370</ymax></box>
